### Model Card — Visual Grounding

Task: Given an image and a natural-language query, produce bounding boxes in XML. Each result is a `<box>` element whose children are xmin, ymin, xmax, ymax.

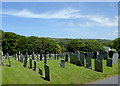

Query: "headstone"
<box><xmin>112</xmin><ymin>53</ymin><xmax>118</xmax><ymax>64</ymax></box>
<box><xmin>75</xmin><ymin>51</ymin><xmax>82</xmax><ymax>66</ymax></box>
<box><xmin>32</xmin><ymin>52</ymin><xmax>35</xmax><ymax>60</ymax></box>
<box><xmin>93</xmin><ymin>51</ymin><xmax>98</xmax><ymax>59</ymax></box>
<box><xmin>7</xmin><ymin>53</ymin><xmax>11</xmax><ymax>67</ymax></box>
<box><xmin>29</xmin><ymin>59</ymin><xmax>32</xmax><ymax>69</ymax></box>
<box><xmin>97</xmin><ymin>54</ymin><xmax>103</xmax><ymax>61</ymax></box>
<box><xmin>65</xmin><ymin>53</ymin><xmax>68</xmax><ymax>62</ymax></box>
<box><xmin>118</xmin><ymin>50</ymin><xmax>120</xmax><ymax>59</ymax></box>
<box><xmin>103</xmin><ymin>51</ymin><xmax>108</xmax><ymax>60</ymax></box>
<box><xmin>45</xmin><ymin>64</ymin><xmax>50</xmax><ymax>81</ymax></box>
<box><xmin>109</xmin><ymin>51</ymin><xmax>114</xmax><ymax>58</ymax></box>
<box><xmin>60</xmin><ymin>59</ymin><xmax>65</xmax><ymax>68</ymax></box>
<box><xmin>20</xmin><ymin>53</ymin><xmax>23</xmax><ymax>63</ymax></box>
<box><xmin>86</xmin><ymin>56</ymin><xmax>92</xmax><ymax>69</ymax></box>
<box><xmin>15</xmin><ymin>53</ymin><xmax>17</xmax><ymax>60</ymax></box>
<box><xmin>95</xmin><ymin>59</ymin><xmax>103</xmax><ymax>72</ymax></box>
<box><xmin>55</xmin><ymin>54</ymin><xmax>56</xmax><ymax>60</ymax></box>
<box><xmin>106</xmin><ymin>59</ymin><xmax>112</xmax><ymax>67</ymax></box>
<box><xmin>49</xmin><ymin>53</ymin><xmax>51</xmax><ymax>58</ymax></box>
<box><xmin>24</xmin><ymin>52</ymin><xmax>28</xmax><ymax>67</ymax></box>
<box><xmin>80</xmin><ymin>54</ymin><xmax>85</xmax><ymax>66</ymax></box>
<box><xmin>39</xmin><ymin>68</ymin><xmax>43</xmax><ymax>75</ymax></box>
<box><xmin>44</xmin><ymin>54</ymin><xmax>47</xmax><ymax>64</ymax></box>
<box><xmin>34</xmin><ymin>61</ymin><xmax>37</xmax><ymax>71</ymax></box>
<box><xmin>40</xmin><ymin>53</ymin><xmax>42</xmax><ymax>61</ymax></box>
<box><xmin>57</xmin><ymin>54</ymin><xmax>59</xmax><ymax>60</ymax></box>
<box><xmin>36</xmin><ymin>53</ymin><xmax>39</xmax><ymax>61</ymax></box>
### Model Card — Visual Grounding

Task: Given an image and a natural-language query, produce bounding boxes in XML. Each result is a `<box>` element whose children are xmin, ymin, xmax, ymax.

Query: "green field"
<box><xmin>2</xmin><ymin>57</ymin><xmax>119</xmax><ymax>84</ymax></box>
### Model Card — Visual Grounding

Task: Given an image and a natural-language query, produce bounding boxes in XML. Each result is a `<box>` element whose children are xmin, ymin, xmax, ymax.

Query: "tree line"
<box><xmin>1</xmin><ymin>30</ymin><xmax>120</xmax><ymax>55</ymax></box>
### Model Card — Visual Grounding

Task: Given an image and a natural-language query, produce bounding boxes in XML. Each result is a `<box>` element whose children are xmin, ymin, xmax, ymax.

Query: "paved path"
<box><xmin>88</xmin><ymin>75</ymin><xmax>119</xmax><ymax>84</ymax></box>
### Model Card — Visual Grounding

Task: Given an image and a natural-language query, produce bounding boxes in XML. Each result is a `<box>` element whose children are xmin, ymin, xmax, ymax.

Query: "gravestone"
<box><xmin>80</xmin><ymin>54</ymin><xmax>85</xmax><ymax>66</ymax></box>
<box><xmin>7</xmin><ymin>53</ymin><xmax>11</xmax><ymax>67</ymax></box>
<box><xmin>39</xmin><ymin>68</ymin><xmax>43</xmax><ymax>75</ymax></box>
<box><xmin>36</xmin><ymin>53</ymin><xmax>39</xmax><ymax>61</ymax></box>
<box><xmin>20</xmin><ymin>53</ymin><xmax>23</xmax><ymax>63</ymax></box>
<box><xmin>49</xmin><ymin>53</ymin><xmax>51</xmax><ymax>58</ymax></box>
<box><xmin>18</xmin><ymin>51</ymin><xmax>20</xmax><ymax>61</ymax></box>
<box><xmin>75</xmin><ymin>51</ymin><xmax>82</xmax><ymax>66</ymax></box>
<box><xmin>112</xmin><ymin>53</ymin><xmax>118</xmax><ymax>64</ymax></box>
<box><xmin>85</xmin><ymin>53</ymin><xmax>87</xmax><ymax>59</ymax></box>
<box><xmin>118</xmin><ymin>50</ymin><xmax>120</xmax><ymax>59</ymax></box>
<box><xmin>99</xmin><ymin>50</ymin><xmax>103</xmax><ymax>55</ymax></box>
<box><xmin>65</xmin><ymin>53</ymin><xmax>68</xmax><ymax>62</ymax></box>
<box><xmin>95</xmin><ymin>59</ymin><xmax>103</xmax><ymax>72</ymax></box>
<box><xmin>24</xmin><ymin>52</ymin><xmax>28</xmax><ymax>67</ymax></box>
<box><xmin>32</xmin><ymin>52</ymin><xmax>35</xmax><ymax>60</ymax></box>
<box><xmin>60</xmin><ymin>59</ymin><xmax>65</xmax><ymax>68</ymax></box>
<box><xmin>15</xmin><ymin>53</ymin><xmax>17</xmax><ymax>60</ymax></box>
<box><xmin>55</xmin><ymin>54</ymin><xmax>56</xmax><ymax>60</ymax></box>
<box><xmin>86</xmin><ymin>57</ymin><xmax>92</xmax><ymax>69</ymax></box>
<box><xmin>44</xmin><ymin>54</ymin><xmax>47</xmax><ymax>64</ymax></box>
<box><xmin>98</xmin><ymin>54</ymin><xmax>103</xmax><ymax>61</ymax></box>
<box><xmin>109</xmin><ymin>51</ymin><xmax>114</xmax><ymax>58</ymax></box>
<box><xmin>40</xmin><ymin>53</ymin><xmax>42</xmax><ymax>61</ymax></box>
<box><xmin>88</xmin><ymin>52</ymin><xmax>92</xmax><ymax>58</ymax></box>
<box><xmin>93</xmin><ymin>51</ymin><xmax>98</xmax><ymax>59</ymax></box>
<box><xmin>34</xmin><ymin>61</ymin><xmax>37</xmax><ymax>71</ymax></box>
<box><xmin>57</xmin><ymin>54</ymin><xmax>59</xmax><ymax>60</ymax></box>
<box><xmin>44</xmin><ymin>64</ymin><xmax>50</xmax><ymax>81</ymax></box>
<box><xmin>103</xmin><ymin>51</ymin><xmax>108</xmax><ymax>60</ymax></box>
<box><xmin>106</xmin><ymin>59</ymin><xmax>112</xmax><ymax>67</ymax></box>
<box><xmin>29</xmin><ymin>59</ymin><xmax>32</xmax><ymax>69</ymax></box>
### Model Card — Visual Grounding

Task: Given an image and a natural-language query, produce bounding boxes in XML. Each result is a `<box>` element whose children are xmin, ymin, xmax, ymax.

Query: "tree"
<box><xmin>113</xmin><ymin>38</ymin><xmax>120</xmax><ymax>51</ymax></box>
<box><xmin>56</xmin><ymin>44</ymin><xmax>62</xmax><ymax>53</ymax></box>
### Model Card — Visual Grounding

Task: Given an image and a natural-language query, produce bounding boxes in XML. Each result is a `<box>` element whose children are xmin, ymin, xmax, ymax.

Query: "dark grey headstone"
<box><xmin>55</xmin><ymin>54</ymin><xmax>56</xmax><ymax>59</ymax></box>
<box><xmin>34</xmin><ymin>61</ymin><xmax>37</xmax><ymax>71</ymax></box>
<box><xmin>60</xmin><ymin>59</ymin><xmax>65</xmax><ymax>68</ymax></box>
<box><xmin>40</xmin><ymin>53</ymin><xmax>42</xmax><ymax>61</ymax></box>
<box><xmin>109</xmin><ymin>51</ymin><xmax>114</xmax><ymax>58</ymax></box>
<box><xmin>86</xmin><ymin>57</ymin><xmax>92</xmax><ymax>69</ymax></box>
<box><xmin>39</xmin><ymin>68</ymin><xmax>43</xmax><ymax>75</ymax></box>
<box><xmin>44</xmin><ymin>54</ymin><xmax>47</xmax><ymax>64</ymax></box>
<box><xmin>118</xmin><ymin>50</ymin><xmax>120</xmax><ymax>59</ymax></box>
<box><xmin>36</xmin><ymin>53</ymin><xmax>39</xmax><ymax>61</ymax></box>
<box><xmin>93</xmin><ymin>51</ymin><xmax>98</xmax><ymax>59</ymax></box>
<box><xmin>65</xmin><ymin>53</ymin><xmax>68</xmax><ymax>62</ymax></box>
<box><xmin>29</xmin><ymin>59</ymin><xmax>32</xmax><ymax>69</ymax></box>
<box><xmin>45</xmin><ymin>64</ymin><xmax>50</xmax><ymax>81</ymax></box>
<box><xmin>24</xmin><ymin>52</ymin><xmax>28</xmax><ymax>67</ymax></box>
<box><xmin>49</xmin><ymin>53</ymin><xmax>51</xmax><ymax>58</ymax></box>
<box><xmin>80</xmin><ymin>54</ymin><xmax>85</xmax><ymax>66</ymax></box>
<box><xmin>95</xmin><ymin>59</ymin><xmax>103</xmax><ymax>72</ymax></box>
<box><xmin>103</xmin><ymin>51</ymin><xmax>108</xmax><ymax>60</ymax></box>
<box><xmin>32</xmin><ymin>52</ymin><xmax>35</xmax><ymax>60</ymax></box>
<box><xmin>98</xmin><ymin>54</ymin><xmax>103</xmax><ymax>61</ymax></box>
<box><xmin>106</xmin><ymin>59</ymin><xmax>112</xmax><ymax>67</ymax></box>
<box><xmin>57</xmin><ymin>54</ymin><xmax>59</xmax><ymax>60</ymax></box>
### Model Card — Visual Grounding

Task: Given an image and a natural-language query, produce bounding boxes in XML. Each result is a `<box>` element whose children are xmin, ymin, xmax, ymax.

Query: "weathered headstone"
<box><xmin>57</xmin><ymin>54</ymin><xmax>59</xmax><ymax>60</ymax></box>
<box><xmin>80</xmin><ymin>54</ymin><xmax>85</xmax><ymax>66</ymax></box>
<box><xmin>93</xmin><ymin>51</ymin><xmax>98</xmax><ymax>59</ymax></box>
<box><xmin>106</xmin><ymin>59</ymin><xmax>112</xmax><ymax>67</ymax></box>
<box><xmin>103</xmin><ymin>51</ymin><xmax>108</xmax><ymax>60</ymax></box>
<box><xmin>95</xmin><ymin>59</ymin><xmax>103</xmax><ymax>72</ymax></box>
<box><xmin>97</xmin><ymin>54</ymin><xmax>103</xmax><ymax>61</ymax></box>
<box><xmin>45</xmin><ymin>64</ymin><xmax>50</xmax><ymax>81</ymax></box>
<box><xmin>24</xmin><ymin>52</ymin><xmax>28</xmax><ymax>67</ymax></box>
<box><xmin>40</xmin><ymin>53</ymin><xmax>42</xmax><ymax>61</ymax></box>
<box><xmin>15</xmin><ymin>53</ymin><xmax>17</xmax><ymax>60</ymax></box>
<box><xmin>44</xmin><ymin>54</ymin><xmax>47</xmax><ymax>64</ymax></box>
<box><xmin>32</xmin><ymin>52</ymin><xmax>35</xmax><ymax>60</ymax></box>
<box><xmin>109</xmin><ymin>51</ymin><xmax>114</xmax><ymax>58</ymax></box>
<box><xmin>36</xmin><ymin>53</ymin><xmax>39</xmax><ymax>61</ymax></box>
<box><xmin>20</xmin><ymin>53</ymin><xmax>23</xmax><ymax>63</ymax></box>
<box><xmin>29</xmin><ymin>59</ymin><xmax>32</xmax><ymax>69</ymax></box>
<box><xmin>60</xmin><ymin>59</ymin><xmax>65</xmax><ymax>68</ymax></box>
<box><xmin>39</xmin><ymin>68</ymin><xmax>43</xmax><ymax>75</ymax></box>
<box><xmin>86</xmin><ymin>56</ymin><xmax>92</xmax><ymax>69</ymax></box>
<box><xmin>7</xmin><ymin>53</ymin><xmax>11</xmax><ymax>67</ymax></box>
<box><xmin>75</xmin><ymin>51</ymin><xmax>82</xmax><ymax>66</ymax></box>
<box><xmin>112</xmin><ymin>53</ymin><xmax>118</xmax><ymax>64</ymax></box>
<box><xmin>49</xmin><ymin>53</ymin><xmax>51</xmax><ymax>58</ymax></box>
<box><xmin>65</xmin><ymin>53</ymin><xmax>68</xmax><ymax>62</ymax></box>
<box><xmin>34</xmin><ymin>61</ymin><xmax>37</xmax><ymax>71</ymax></box>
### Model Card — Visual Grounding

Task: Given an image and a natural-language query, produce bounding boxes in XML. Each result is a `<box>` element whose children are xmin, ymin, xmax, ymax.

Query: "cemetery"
<box><xmin>0</xmin><ymin>50</ymin><xmax>119</xmax><ymax>84</ymax></box>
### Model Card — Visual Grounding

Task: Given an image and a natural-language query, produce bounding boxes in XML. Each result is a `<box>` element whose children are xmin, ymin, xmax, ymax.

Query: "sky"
<box><xmin>1</xmin><ymin>2</ymin><xmax>118</xmax><ymax>40</ymax></box>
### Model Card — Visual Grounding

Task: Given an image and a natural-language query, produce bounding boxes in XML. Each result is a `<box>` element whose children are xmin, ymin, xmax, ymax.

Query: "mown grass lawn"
<box><xmin>2</xmin><ymin>57</ymin><xmax>119</xmax><ymax>84</ymax></box>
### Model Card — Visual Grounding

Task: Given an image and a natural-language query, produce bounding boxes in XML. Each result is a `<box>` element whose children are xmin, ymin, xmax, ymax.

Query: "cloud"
<box><xmin>2</xmin><ymin>8</ymin><xmax>118</xmax><ymax>27</ymax></box>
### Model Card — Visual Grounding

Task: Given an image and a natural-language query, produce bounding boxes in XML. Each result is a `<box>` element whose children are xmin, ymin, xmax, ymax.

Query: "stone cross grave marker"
<box><xmin>112</xmin><ymin>53</ymin><xmax>118</xmax><ymax>64</ymax></box>
<box><xmin>60</xmin><ymin>59</ymin><xmax>65</xmax><ymax>68</ymax></box>
<box><xmin>45</xmin><ymin>64</ymin><xmax>50</xmax><ymax>81</ymax></box>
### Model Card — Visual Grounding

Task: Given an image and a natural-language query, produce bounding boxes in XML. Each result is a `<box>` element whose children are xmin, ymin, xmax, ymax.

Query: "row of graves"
<box><xmin>0</xmin><ymin>50</ymin><xmax>120</xmax><ymax>81</ymax></box>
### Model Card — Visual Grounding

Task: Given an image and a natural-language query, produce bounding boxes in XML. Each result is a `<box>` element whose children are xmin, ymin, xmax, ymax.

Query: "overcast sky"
<box><xmin>1</xmin><ymin>2</ymin><xmax>118</xmax><ymax>40</ymax></box>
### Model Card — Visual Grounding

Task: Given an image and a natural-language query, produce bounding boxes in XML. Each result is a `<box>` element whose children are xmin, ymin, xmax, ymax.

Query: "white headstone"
<box><xmin>112</xmin><ymin>53</ymin><xmax>118</xmax><ymax>64</ymax></box>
